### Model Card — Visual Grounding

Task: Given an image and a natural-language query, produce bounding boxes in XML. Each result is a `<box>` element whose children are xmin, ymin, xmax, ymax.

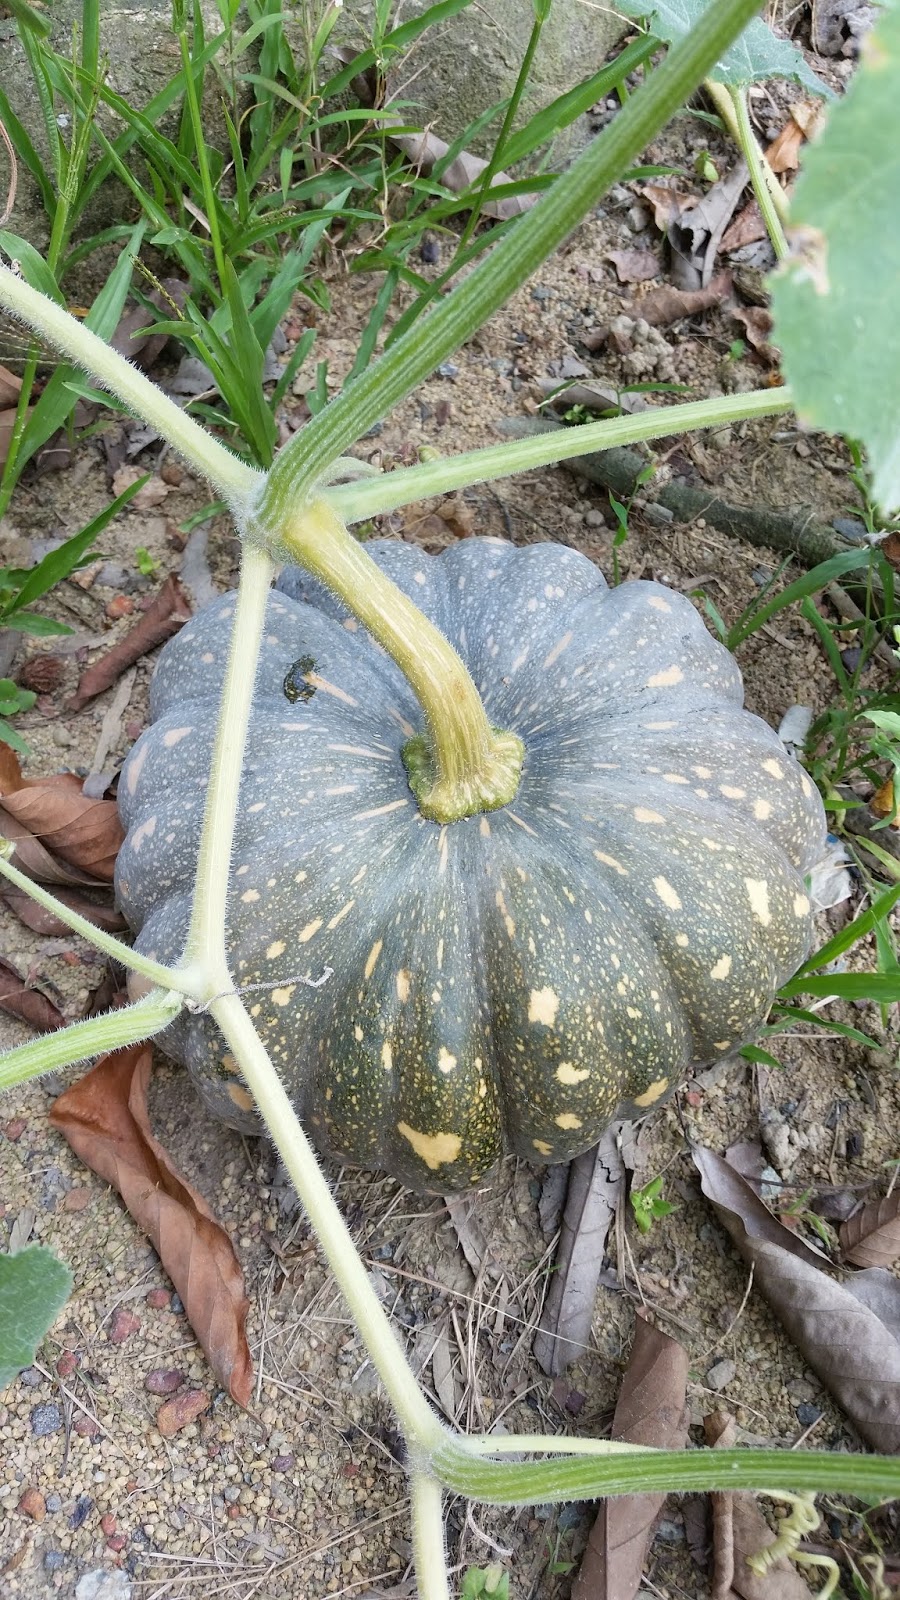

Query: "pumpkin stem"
<box><xmin>278</xmin><ymin>500</ymin><xmax>524</xmax><ymax>822</ymax></box>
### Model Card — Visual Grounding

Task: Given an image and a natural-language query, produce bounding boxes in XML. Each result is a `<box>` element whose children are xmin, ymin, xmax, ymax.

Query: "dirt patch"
<box><xmin>1</xmin><ymin>112</ymin><xmax>898</xmax><ymax>1599</ymax></box>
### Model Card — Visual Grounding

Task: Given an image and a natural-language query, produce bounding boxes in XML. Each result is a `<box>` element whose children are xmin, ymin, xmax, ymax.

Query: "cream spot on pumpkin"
<box><xmin>676</xmin><ymin>933</ymin><xmax>689</xmax><ymax>947</ymax></box>
<box><xmin>720</xmin><ymin>785</ymin><xmax>745</xmax><ymax>800</ymax></box>
<box><xmin>663</xmin><ymin>773</ymin><xmax>689</xmax><ymax>785</ymax></box>
<box><xmin>693</xmin><ymin>765</ymin><xmax>713</xmax><ymax>779</ymax></box>
<box><xmin>556</xmin><ymin>1062</ymin><xmax>590</xmax><ymax>1085</ymax></box>
<box><xmin>271</xmin><ymin>986</ymin><xmax>295</xmax><ymax>1006</ymax></box>
<box><xmin>294</xmin><ymin>870</ymin><xmax>307</xmax><ymax>883</ymax></box>
<box><xmin>365</xmin><ymin>939</ymin><xmax>383</xmax><ymax>978</ymax></box>
<box><xmin>496</xmin><ymin>890</ymin><xmax>516</xmax><ymax>939</ymax></box>
<box><xmin>753</xmin><ymin>799</ymin><xmax>773</xmax><ymax>820</ymax></box>
<box><xmin>351</xmin><ymin>865</ymin><xmax>368</xmax><ymax>886</ymax></box>
<box><xmin>266</xmin><ymin>940</ymin><xmax>286</xmax><ymax>960</ymax></box>
<box><xmin>438</xmin><ymin>1048</ymin><xmax>457</xmax><ymax>1074</ymax></box>
<box><xmin>543</xmin><ymin>630</ymin><xmax>573</xmax><ymax>669</ymax></box>
<box><xmin>436</xmin><ymin>938</ymin><xmax>444</xmax><ymax>969</ymax></box>
<box><xmin>131</xmin><ymin>815</ymin><xmax>157</xmax><ymax>852</ymax></box>
<box><xmin>714</xmin><ymin>1040</ymin><xmax>732</xmax><ymax>1051</ymax></box>
<box><xmin>702</xmin><ymin>838</ymin><xmax>723</xmax><ymax>851</ymax></box>
<box><xmin>762</xmin><ymin>758</ymin><xmax>785</xmax><ymax>780</ymax></box>
<box><xmin>354</xmin><ymin>1025</ymin><xmax>364</xmax><ymax>1041</ymax></box>
<box><xmin>626</xmin><ymin>1006</ymin><xmax>641</xmax><ymax>1019</ymax></box>
<box><xmin>329</xmin><ymin>743</ymin><xmax>389</xmax><ymax>761</ymax></box>
<box><xmin>745</xmin><ymin>878</ymin><xmax>771</xmax><ymax>926</ymax></box>
<box><xmin>397</xmin><ymin>1124</ymin><xmax>462</xmax><ymax>1170</ymax></box>
<box><xmin>414</xmin><ymin>570</ymin><xmax>426</xmax><ymax>585</ymax></box>
<box><xmin>800</xmin><ymin>771</ymin><xmax>813</xmax><ymax>797</ymax></box>
<box><xmin>125</xmin><ymin>743</ymin><xmax>149</xmax><ymax>794</ymax></box>
<box><xmin>228</xmin><ymin>1084</ymin><xmax>255</xmax><ymax>1113</ymax></box>
<box><xmin>396</xmin><ymin>970</ymin><xmax>411</xmax><ymax>1003</ymax></box>
<box><xmin>616</xmin><ymin>980</ymin><xmax>627</xmax><ymax>995</ymax></box>
<box><xmin>299</xmin><ymin>918</ymin><xmax>323</xmax><ymax>943</ymax></box>
<box><xmin>654</xmin><ymin>876</ymin><xmax>682</xmax><ymax>910</ymax></box>
<box><xmin>633</xmin><ymin>1077</ymin><xmax>669</xmax><ymax>1107</ymax></box>
<box><xmin>381</xmin><ymin>1041</ymin><xmax>393</xmax><ymax>1073</ymax></box>
<box><xmin>328</xmin><ymin>899</ymin><xmax>355</xmax><ymax>929</ymax></box>
<box><xmin>647</xmin><ymin>665</ymin><xmax>683</xmax><ymax>688</ymax></box>
<box><xmin>533</xmin><ymin>1139</ymin><xmax>553</xmax><ymax>1156</ymax></box>
<box><xmin>511</xmin><ymin>647</ymin><xmax>529</xmax><ymax>672</ymax></box>
<box><xmin>355</xmin><ymin>799</ymin><xmax>409</xmax><ymax>820</ymax></box>
<box><xmin>220</xmin><ymin>1054</ymin><xmax>239</xmax><ymax>1075</ymax></box>
<box><xmin>793</xmin><ymin>893</ymin><xmax>811</xmax><ymax>918</ymax></box>
<box><xmin>648</xmin><ymin>596</ymin><xmax>672</xmax><ymax>612</ymax></box>
<box><xmin>201</xmin><ymin>652</ymin><xmax>214</xmax><ymax>664</ymax></box>
<box><xmin>594</xmin><ymin>849</ymin><xmax>628</xmax><ymax>876</ymax></box>
<box><xmin>480</xmin><ymin>817</ymin><xmax>491</xmax><ymax>838</ymax></box>
<box><xmin>634</xmin><ymin>806</ymin><xmax>665</xmax><ymax>824</ymax></box>
<box><xmin>644</xmin><ymin>720</ymin><xmax>677</xmax><ymax>730</ymax></box>
<box><xmin>163</xmin><ymin>726</ymin><xmax>192</xmax><ymax>748</ymax></box>
<box><xmin>507</xmin><ymin>811</ymin><xmax>538</xmax><ymax>837</ymax></box>
<box><xmin>555</xmin><ymin>1112</ymin><xmax>583</xmax><ymax>1130</ymax></box>
<box><xmin>710</xmin><ymin>954</ymin><xmax>732</xmax><ymax>980</ymax></box>
<box><xmin>306</xmin><ymin>673</ymin><xmax>357</xmax><ymax>706</ymax></box>
<box><xmin>528</xmin><ymin>987</ymin><xmax>560</xmax><ymax>1027</ymax></box>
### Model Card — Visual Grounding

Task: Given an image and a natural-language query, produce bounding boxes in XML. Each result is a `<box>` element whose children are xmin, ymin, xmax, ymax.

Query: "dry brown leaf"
<box><xmin>765</xmin><ymin>119</ymin><xmax>805</xmax><ymax>175</ymax></box>
<box><xmin>695</xmin><ymin>1146</ymin><xmax>900</xmax><ymax>1451</ymax></box>
<box><xmin>50</xmin><ymin>1044</ymin><xmax>253</xmax><ymax>1405</ymax></box>
<box><xmin>606</xmin><ymin>249</ymin><xmax>661</xmax><ymax>284</ymax></box>
<box><xmin>870</xmin><ymin>777</ymin><xmax>899</xmax><ymax>822</ymax></box>
<box><xmin>0</xmin><ymin>748</ymin><xmax>123</xmax><ymax>881</ymax></box>
<box><xmin>721</xmin><ymin>200</ymin><xmax>768</xmax><ymax>253</ymax></box>
<box><xmin>629</xmin><ymin>272</ymin><xmax>733</xmax><ymax>327</ymax></box>
<box><xmin>110</xmin><ymin>464</ymin><xmax>170</xmax><ymax>510</ymax></box>
<box><xmin>68</xmin><ymin>575</ymin><xmax>192</xmax><ymax>711</ymax></box>
<box><xmin>641</xmin><ymin>181</ymin><xmax>698</xmax><ymax>232</ymax></box>
<box><xmin>572</xmin><ymin>1316</ymin><xmax>689</xmax><ymax>1600</ymax></box>
<box><xmin>0</xmin><ymin>954</ymin><xmax>65</xmax><ymax>1033</ymax></box>
<box><xmin>533</xmin><ymin>1127</ymin><xmax>624</xmax><ymax>1376</ymax></box>
<box><xmin>386</xmin><ymin>123</ymin><xmax>537</xmax><ymax>220</ymax></box>
<box><xmin>841</xmin><ymin>1191</ymin><xmax>900</xmax><ymax>1268</ymax></box>
<box><xmin>0</xmin><ymin>884</ymin><xmax>126</xmax><ymax>935</ymax></box>
<box><xmin>706</xmin><ymin>1411</ymin><xmax>814</xmax><ymax>1600</ymax></box>
<box><xmin>732</xmin><ymin>305</ymin><xmax>778</xmax><ymax>365</ymax></box>
<box><xmin>0</xmin><ymin>363</ymin><xmax>21</xmax><ymax>406</ymax></box>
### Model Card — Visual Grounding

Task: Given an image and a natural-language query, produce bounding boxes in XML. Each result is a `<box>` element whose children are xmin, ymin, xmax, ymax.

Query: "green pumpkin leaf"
<box><xmin>771</xmin><ymin>2</ymin><xmax>900</xmax><ymax>514</ymax></box>
<box><xmin>615</xmin><ymin>0</ymin><xmax>827</xmax><ymax>90</ymax></box>
<box><xmin>0</xmin><ymin>1245</ymin><xmax>72</xmax><ymax>1391</ymax></box>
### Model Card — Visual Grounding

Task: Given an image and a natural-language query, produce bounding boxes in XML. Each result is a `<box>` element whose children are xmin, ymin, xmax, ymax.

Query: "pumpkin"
<box><xmin>116</xmin><ymin>537</ymin><xmax>825</xmax><ymax>1191</ymax></box>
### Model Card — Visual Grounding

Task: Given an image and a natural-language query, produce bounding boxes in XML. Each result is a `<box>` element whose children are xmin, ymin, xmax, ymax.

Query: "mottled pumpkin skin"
<box><xmin>117</xmin><ymin>538</ymin><xmax>826</xmax><ymax>1191</ymax></box>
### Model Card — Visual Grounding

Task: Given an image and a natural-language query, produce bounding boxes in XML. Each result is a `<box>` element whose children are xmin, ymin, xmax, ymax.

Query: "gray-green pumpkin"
<box><xmin>116</xmin><ymin>538</ymin><xmax>826</xmax><ymax>1191</ymax></box>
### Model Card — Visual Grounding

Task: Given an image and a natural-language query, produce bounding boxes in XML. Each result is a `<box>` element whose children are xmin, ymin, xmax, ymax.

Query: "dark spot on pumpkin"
<box><xmin>283</xmin><ymin>655</ymin><xmax>317</xmax><ymax>703</ymax></box>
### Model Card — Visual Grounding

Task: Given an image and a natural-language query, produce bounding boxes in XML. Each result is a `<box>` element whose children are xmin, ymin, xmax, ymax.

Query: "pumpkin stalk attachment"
<box><xmin>280</xmin><ymin>499</ymin><xmax>524</xmax><ymax>822</ymax></box>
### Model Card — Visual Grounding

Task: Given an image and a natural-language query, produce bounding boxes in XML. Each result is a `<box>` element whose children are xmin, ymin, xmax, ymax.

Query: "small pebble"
<box><xmin>17</xmin><ymin>1487</ymin><xmax>46</xmax><ymax>1521</ymax></box>
<box><xmin>52</xmin><ymin>724</ymin><xmax>74</xmax><ymax>746</ymax></box>
<box><xmin>108</xmin><ymin>1308</ymin><xmax>141</xmax><ymax>1345</ymax></box>
<box><xmin>706</xmin><ymin>1359</ymin><xmax>737</xmax><ymax>1392</ymax></box>
<box><xmin>145</xmin><ymin>1288</ymin><xmax>172</xmax><ymax>1310</ymax></box>
<box><xmin>160</xmin><ymin>461</ymin><xmax>184</xmax><ymax>486</ymax></box>
<box><xmin>30</xmin><ymin>1401</ymin><xmax>63</xmax><ymax>1436</ymax></box>
<box><xmin>44</xmin><ymin>1551</ymin><xmax>66</xmax><ymax>1572</ymax></box>
<box><xmin>2</xmin><ymin>1117</ymin><xmax>26</xmax><ymax>1140</ymax></box>
<box><xmin>170</xmin><ymin>1292</ymin><xmax>185</xmax><ymax>1314</ymax></box>
<box><xmin>75</xmin><ymin>1571</ymin><xmax>132</xmax><ymax>1600</ymax></box>
<box><xmin>437</xmin><ymin>361</ymin><xmax>459</xmax><ymax>378</ymax></box>
<box><xmin>70</xmin><ymin>1494</ymin><xmax>94</xmax><ymax>1530</ymax></box>
<box><xmin>19</xmin><ymin>1365</ymin><xmax>43</xmax><ymax>1386</ymax></box>
<box><xmin>45</xmin><ymin>1493</ymin><xmax>63</xmax><ymax>1513</ymax></box>
<box><xmin>73</xmin><ymin>1413</ymin><xmax>101</xmax><ymax>1438</ymax></box>
<box><xmin>796</xmin><ymin>1403</ymin><xmax>823</xmax><ymax>1428</ymax></box>
<box><xmin>584</xmin><ymin>508</ymin><xmax>606</xmax><ymax>529</ymax></box>
<box><xmin>655</xmin><ymin>1517</ymin><xmax>684</xmax><ymax>1544</ymax></box>
<box><xmin>272</xmin><ymin>1453</ymin><xmax>295</xmax><ymax>1472</ymax></box>
<box><xmin>531</xmin><ymin>285</ymin><xmax>552</xmax><ymax>302</ymax></box>
<box><xmin>420</xmin><ymin>236</ymin><xmax>440</xmax><ymax>264</ymax></box>
<box><xmin>156</xmin><ymin>1388</ymin><xmax>209</xmax><ymax>1438</ymax></box>
<box><xmin>105</xmin><ymin>594</ymin><xmax>135</xmax><ymax>621</ymax></box>
<box><xmin>832</xmin><ymin>516</ymin><xmax>869</xmax><ymax>543</ymax></box>
<box><xmin>145</xmin><ymin>1368</ymin><xmax>185</xmax><ymax>1396</ymax></box>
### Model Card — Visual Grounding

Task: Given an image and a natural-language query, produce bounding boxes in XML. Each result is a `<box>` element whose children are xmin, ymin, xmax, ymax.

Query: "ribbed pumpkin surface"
<box><xmin>117</xmin><ymin>538</ymin><xmax>826</xmax><ymax>1191</ymax></box>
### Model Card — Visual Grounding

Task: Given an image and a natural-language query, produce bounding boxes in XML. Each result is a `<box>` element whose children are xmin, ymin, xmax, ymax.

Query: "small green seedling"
<box><xmin>461</xmin><ymin>1565</ymin><xmax>509</xmax><ymax>1600</ymax></box>
<box><xmin>630</xmin><ymin>1175</ymin><xmax>678</xmax><ymax>1235</ymax></box>
<box><xmin>0</xmin><ymin>678</ymin><xmax>37</xmax><ymax>754</ymax></box>
<box><xmin>134</xmin><ymin>546</ymin><xmax>159</xmax><ymax>577</ymax></box>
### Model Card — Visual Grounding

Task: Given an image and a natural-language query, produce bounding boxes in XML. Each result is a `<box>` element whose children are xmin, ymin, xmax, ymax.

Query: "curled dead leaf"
<box><xmin>0</xmin><ymin>955</ymin><xmax>65</xmax><ymax>1033</ymax></box>
<box><xmin>694</xmin><ymin>1146</ymin><xmax>900</xmax><ymax>1451</ymax></box>
<box><xmin>68</xmin><ymin>575</ymin><xmax>192</xmax><ymax>712</ymax></box>
<box><xmin>50</xmin><ymin>1045</ymin><xmax>253</xmax><ymax>1405</ymax></box>
<box><xmin>0</xmin><ymin>748</ymin><xmax>123</xmax><ymax>881</ymax></box>
<box><xmin>533</xmin><ymin>1127</ymin><xmax>624</xmax><ymax>1376</ymax></box>
<box><xmin>841</xmin><ymin>1191</ymin><xmax>900</xmax><ymax>1269</ymax></box>
<box><xmin>572</xmin><ymin>1316</ymin><xmax>689</xmax><ymax>1600</ymax></box>
<box><xmin>705</xmin><ymin>1411</ymin><xmax>814</xmax><ymax>1600</ymax></box>
<box><xmin>629</xmin><ymin>272</ymin><xmax>733</xmax><ymax>327</ymax></box>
